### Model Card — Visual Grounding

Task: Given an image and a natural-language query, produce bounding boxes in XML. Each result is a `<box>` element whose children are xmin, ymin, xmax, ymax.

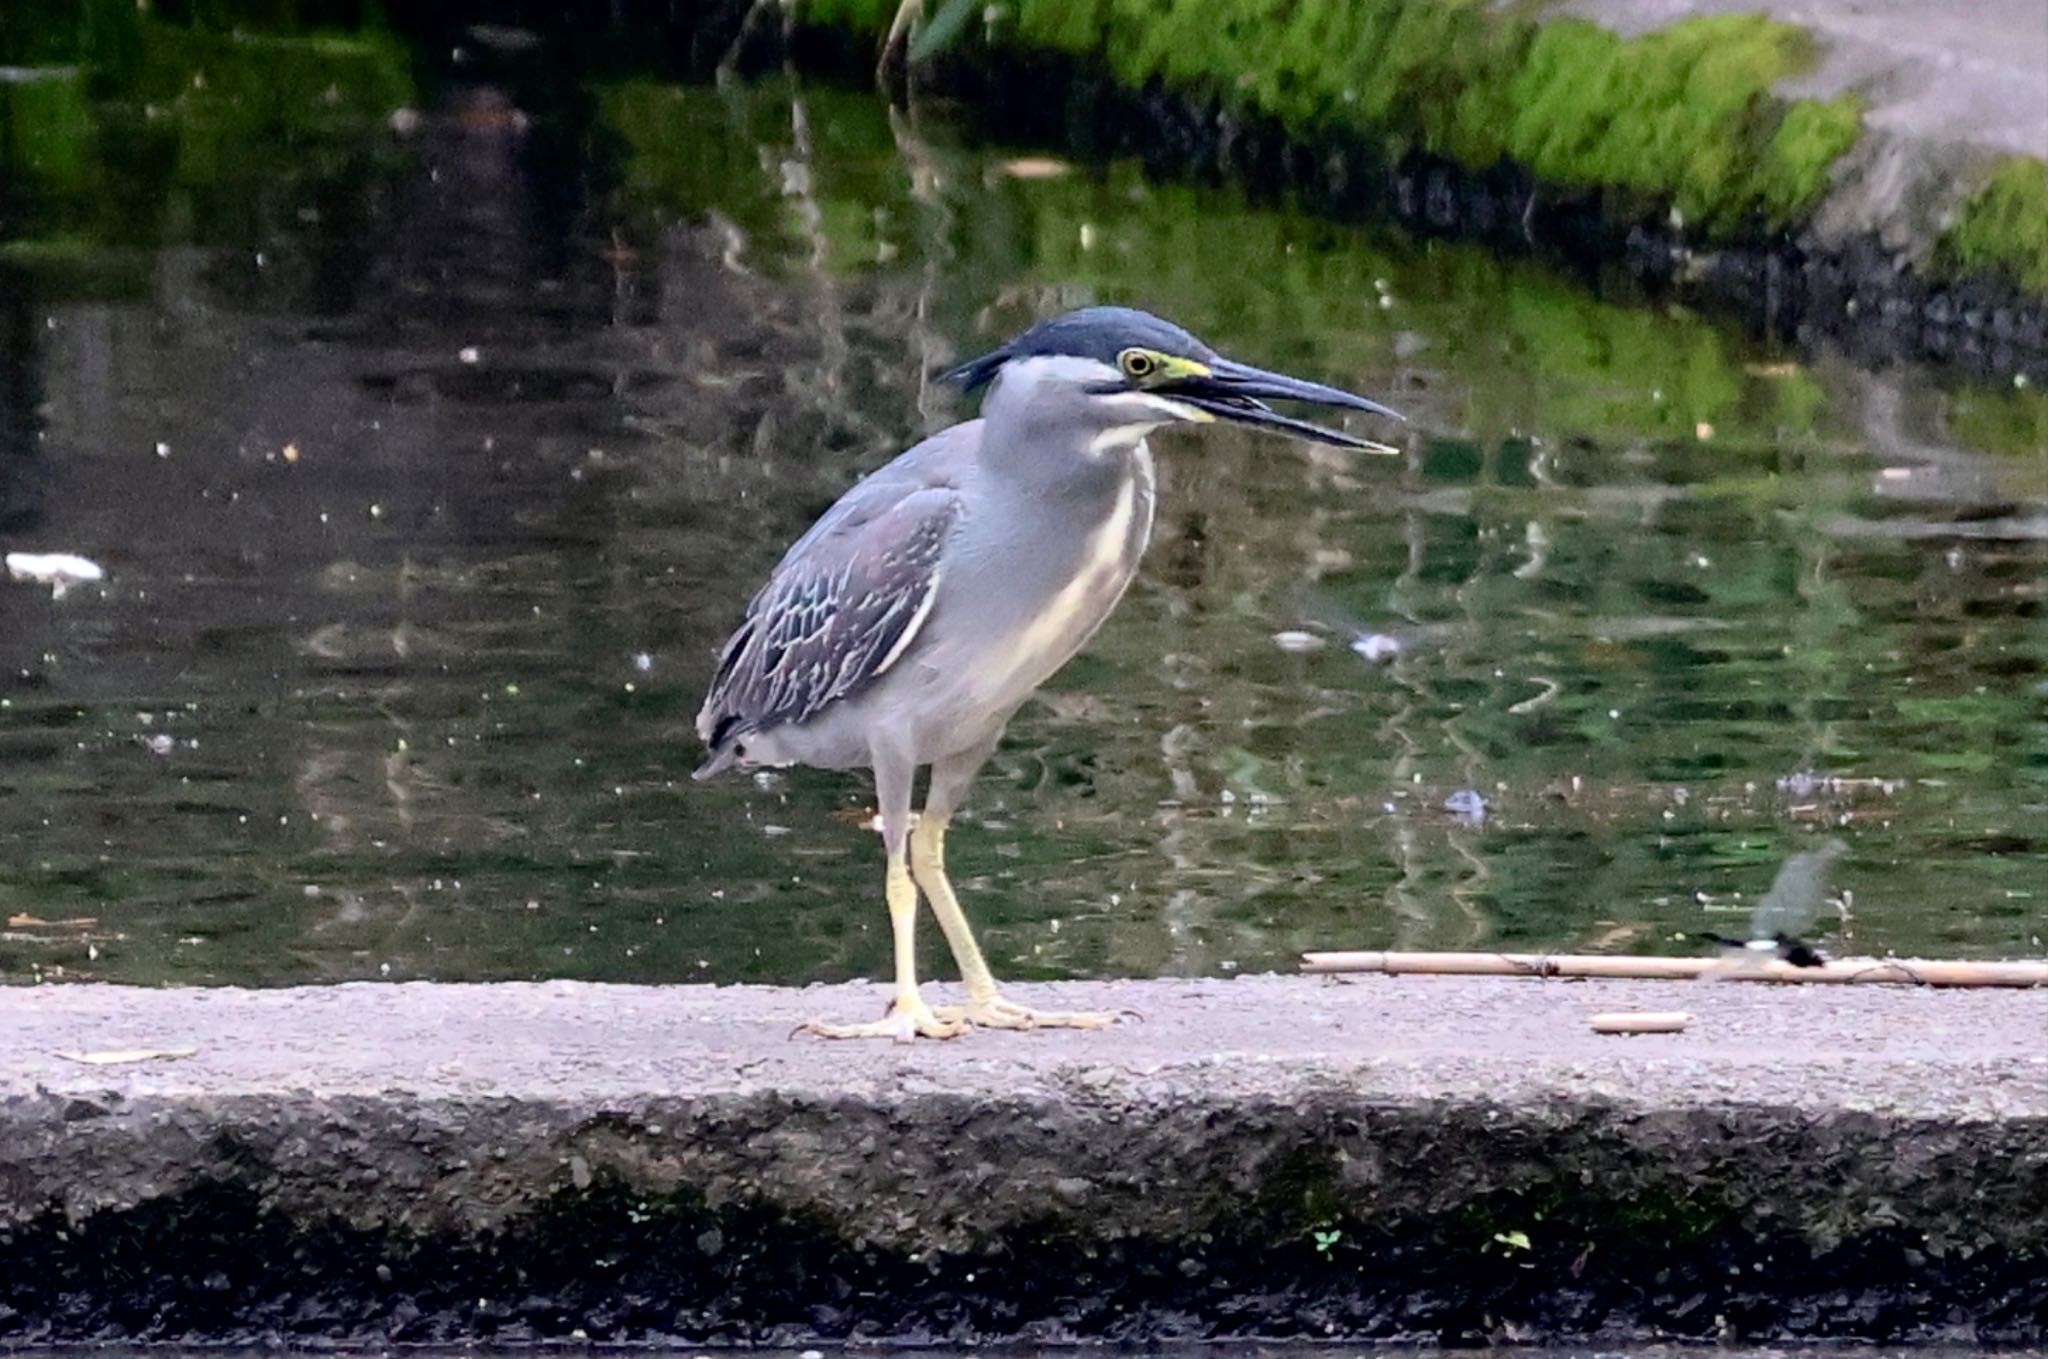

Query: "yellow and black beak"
<box><xmin>1159</xmin><ymin>358</ymin><xmax>1404</xmax><ymax>452</ymax></box>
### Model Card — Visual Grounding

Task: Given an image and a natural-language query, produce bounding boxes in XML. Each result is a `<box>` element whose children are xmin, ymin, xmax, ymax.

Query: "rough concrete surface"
<box><xmin>2</xmin><ymin>976</ymin><xmax>2045</xmax><ymax>1345</ymax></box>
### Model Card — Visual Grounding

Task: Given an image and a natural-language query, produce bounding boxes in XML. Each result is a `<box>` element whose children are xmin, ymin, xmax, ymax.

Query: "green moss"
<box><xmin>0</xmin><ymin>68</ymin><xmax>95</xmax><ymax>197</ymax></box>
<box><xmin>1939</xmin><ymin>156</ymin><xmax>2048</xmax><ymax>295</ymax></box>
<box><xmin>842</xmin><ymin>0</ymin><xmax>1863</xmax><ymax>233</ymax></box>
<box><xmin>597</xmin><ymin>76</ymin><xmax>1864</xmax><ymax>450</ymax></box>
<box><xmin>800</xmin><ymin>0</ymin><xmax>895</xmax><ymax>37</ymax></box>
<box><xmin>130</xmin><ymin>27</ymin><xmax>413</xmax><ymax>193</ymax></box>
<box><xmin>600</xmin><ymin>81</ymin><xmax>911</xmax><ymax>275</ymax></box>
<box><xmin>1759</xmin><ymin>93</ymin><xmax>1863</xmax><ymax>222</ymax></box>
<box><xmin>1</xmin><ymin>8</ymin><xmax>413</xmax><ymax>260</ymax></box>
<box><xmin>1946</xmin><ymin>381</ymin><xmax>2048</xmax><ymax>458</ymax></box>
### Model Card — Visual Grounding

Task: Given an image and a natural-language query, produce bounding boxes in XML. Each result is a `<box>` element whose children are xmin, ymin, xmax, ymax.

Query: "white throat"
<box><xmin>986</xmin><ymin>354</ymin><xmax>1201</xmax><ymax>460</ymax></box>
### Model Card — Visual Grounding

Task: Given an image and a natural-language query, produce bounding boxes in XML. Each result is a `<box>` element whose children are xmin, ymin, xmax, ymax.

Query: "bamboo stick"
<box><xmin>1590</xmin><ymin>1011</ymin><xmax>1691</xmax><ymax>1034</ymax></box>
<box><xmin>1298</xmin><ymin>950</ymin><xmax>2048</xmax><ymax>988</ymax></box>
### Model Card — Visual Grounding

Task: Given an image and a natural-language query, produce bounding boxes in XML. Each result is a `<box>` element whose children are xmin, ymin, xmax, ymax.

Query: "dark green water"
<box><xmin>2</xmin><ymin>24</ymin><xmax>2044</xmax><ymax>988</ymax></box>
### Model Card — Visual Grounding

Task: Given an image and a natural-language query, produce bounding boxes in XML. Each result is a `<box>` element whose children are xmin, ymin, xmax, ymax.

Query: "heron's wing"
<box><xmin>695</xmin><ymin>483</ymin><xmax>960</xmax><ymax>759</ymax></box>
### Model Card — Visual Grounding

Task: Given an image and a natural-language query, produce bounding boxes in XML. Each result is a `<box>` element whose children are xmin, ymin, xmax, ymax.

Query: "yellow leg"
<box><xmin>802</xmin><ymin>851</ymin><xmax>966</xmax><ymax>1042</ymax></box>
<box><xmin>912</xmin><ymin>816</ymin><xmax>1118</xmax><ymax>1032</ymax></box>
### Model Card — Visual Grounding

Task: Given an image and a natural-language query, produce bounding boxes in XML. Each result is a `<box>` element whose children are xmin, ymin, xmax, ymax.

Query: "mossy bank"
<box><xmin>794</xmin><ymin>0</ymin><xmax>2048</xmax><ymax>363</ymax></box>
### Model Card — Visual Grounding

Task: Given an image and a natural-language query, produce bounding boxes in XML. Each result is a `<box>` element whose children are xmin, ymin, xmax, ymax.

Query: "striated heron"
<box><xmin>696</xmin><ymin>307</ymin><xmax>1402</xmax><ymax>1041</ymax></box>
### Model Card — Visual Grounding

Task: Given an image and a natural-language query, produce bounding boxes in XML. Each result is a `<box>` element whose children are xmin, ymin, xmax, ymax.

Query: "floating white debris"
<box><xmin>6</xmin><ymin>551</ymin><xmax>105</xmax><ymax>598</ymax></box>
<box><xmin>1443</xmin><ymin>789</ymin><xmax>1489</xmax><ymax>824</ymax></box>
<box><xmin>998</xmin><ymin>156</ymin><xmax>1073</xmax><ymax>180</ymax></box>
<box><xmin>1272</xmin><ymin>629</ymin><xmax>1326</xmax><ymax>653</ymax></box>
<box><xmin>1350</xmin><ymin>632</ymin><xmax>1403</xmax><ymax>664</ymax></box>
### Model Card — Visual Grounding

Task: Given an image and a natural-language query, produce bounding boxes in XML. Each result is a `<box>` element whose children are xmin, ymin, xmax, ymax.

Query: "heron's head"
<box><xmin>947</xmin><ymin>306</ymin><xmax>1403</xmax><ymax>453</ymax></box>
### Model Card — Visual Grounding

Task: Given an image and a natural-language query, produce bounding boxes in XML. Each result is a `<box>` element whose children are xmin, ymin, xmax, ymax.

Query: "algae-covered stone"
<box><xmin>960</xmin><ymin>0</ymin><xmax>1865</xmax><ymax>233</ymax></box>
<box><xmin>1940</xmin><ymin>157</ymin><xmax>2048</xmax><ymax>295</ymax></box>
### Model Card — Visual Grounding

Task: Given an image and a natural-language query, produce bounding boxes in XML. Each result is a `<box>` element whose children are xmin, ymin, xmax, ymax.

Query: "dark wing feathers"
<box><xmin>695</xmin><ymin>485</ymin><xmax>958</xmax><ymax>770</ymax></box>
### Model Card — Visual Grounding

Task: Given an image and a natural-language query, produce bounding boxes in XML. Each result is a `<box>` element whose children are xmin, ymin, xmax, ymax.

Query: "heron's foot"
<box><xmin>934</xmin><ymin>994</ymin><xmax>1121</xmax><ymax>1031</ymax></box>
<box><xmin>798</xmin><ymin>994</ymin><xmax>967</xmax><ymax>1044</ymax></box>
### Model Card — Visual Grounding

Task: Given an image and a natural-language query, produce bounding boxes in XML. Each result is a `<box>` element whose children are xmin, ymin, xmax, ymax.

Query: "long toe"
<box><xmin>935</xmin><ymin>996</ymin><xmax>1119</xmax><ymax>1031</ymax></box>
<box><xmin>800</xmin><ymin>997</ymin><xmax>968</xmax><ymax>1043</ymax></box>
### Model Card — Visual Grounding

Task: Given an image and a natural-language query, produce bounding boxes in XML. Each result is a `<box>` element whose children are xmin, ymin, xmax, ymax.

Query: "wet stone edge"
<box><xmin>1</xmin><ymin>1090</ymin><xmax>2043</xmax><ymax>1345</ymax></box>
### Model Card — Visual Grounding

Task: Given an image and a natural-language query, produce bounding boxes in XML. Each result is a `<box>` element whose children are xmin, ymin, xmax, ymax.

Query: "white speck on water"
<box><xmin>458</xmin><ymin>346</ymin><xmax>481</xmax><ymax>364</ymax></box>
<box><xmin>1443</xmin><ymin>789</ymin><xmax>1489</xmax><ymax>824</ymax></box>
<box><xmin>7</xmin><ymin>552</ymin><xmax>105</xmax><ymax>598</ymax></box>
<box><xmin>154</xmin><ymin>441</ymin><xmax>170</xmax><ymax>458</ymax></box>
<box><xmin>1272</xmin><ymin>630</ymin><xmax>1325</xmax><ymax>653</ymax></box>
<box><xmin>1350</xmin><ymin>633</ymin><xmax>1402</xmax><ymax>663</ymax></box>
<box><xmin>145</xmin><ymin>734</ymin><xmax>175</xmax><ymax>756</ymax></box>
<box><xmin>633</xmin><ymin>652</ymin><xmax>654</xmax><ymax>672</ymax></box>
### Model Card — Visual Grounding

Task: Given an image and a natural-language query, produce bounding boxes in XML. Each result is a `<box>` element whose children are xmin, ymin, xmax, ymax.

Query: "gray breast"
<box><xmin>920</xmin><ymin>445</ymin><xmax>1157</xmax><ymax>725</ymax></box>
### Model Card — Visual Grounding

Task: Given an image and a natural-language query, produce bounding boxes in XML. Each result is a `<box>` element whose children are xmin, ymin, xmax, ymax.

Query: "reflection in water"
<box><xmin>0</xmin><ymin>55</ymin><xmax>2043</xmax><ymax>988</ymax></box>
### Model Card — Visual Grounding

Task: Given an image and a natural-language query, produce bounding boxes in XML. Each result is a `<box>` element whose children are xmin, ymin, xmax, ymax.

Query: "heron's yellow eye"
<box><xmin>1118</xmin><ymin>348</ymin><xmax>1158</xmax><ymax>380</ymax></box>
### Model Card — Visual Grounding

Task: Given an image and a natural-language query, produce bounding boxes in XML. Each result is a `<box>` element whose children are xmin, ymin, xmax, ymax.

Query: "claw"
<box><xmin>796</xmin><ymin>996</ymin><xmax>969</xmax><ymax>1042</ymax></box>
<box><xmin>934</xmin><ymin>995</ymin><xmax>1121</xmax><ymax>1032</ymax></box>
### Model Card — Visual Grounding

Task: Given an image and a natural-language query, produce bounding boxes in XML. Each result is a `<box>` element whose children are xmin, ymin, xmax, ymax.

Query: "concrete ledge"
<box><xmin>2</xmin><ymin>977</ymin><xmax>2045</xmax><ymax>1344</ymax></box>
